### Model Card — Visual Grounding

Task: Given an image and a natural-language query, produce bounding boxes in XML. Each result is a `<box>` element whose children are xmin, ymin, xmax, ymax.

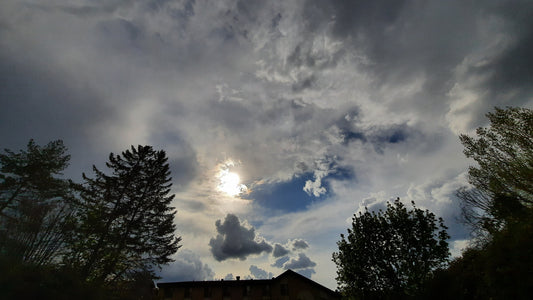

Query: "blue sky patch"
<box><xmin>245</xmin><ymin>168</ymin><xmax>354</xmax><ymax>214</ymax></box>
<box><xmin>244</xmin><ymin>173</ymin><xmax>318</xmax><ymax>213</ymax></box>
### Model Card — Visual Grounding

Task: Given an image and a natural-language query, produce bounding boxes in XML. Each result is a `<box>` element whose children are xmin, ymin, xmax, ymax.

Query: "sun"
<box><xmin>217</xmin><ymin>168</ymin><xmax>247</xmax><ymax>197</ymax></box>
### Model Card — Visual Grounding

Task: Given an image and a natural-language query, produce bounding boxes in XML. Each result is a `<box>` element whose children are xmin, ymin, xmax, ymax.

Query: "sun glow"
<box><xmin>217</xmin><ymin>168</ymin><xmax>247</xmax><ymax>197</ymax></box>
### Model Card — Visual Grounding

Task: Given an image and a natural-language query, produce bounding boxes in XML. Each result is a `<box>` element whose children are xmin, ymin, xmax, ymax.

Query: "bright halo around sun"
<box><xmin>217</xmin><ymin>167</ymin><xmax>247</xmax><ymax>197</ymax></box>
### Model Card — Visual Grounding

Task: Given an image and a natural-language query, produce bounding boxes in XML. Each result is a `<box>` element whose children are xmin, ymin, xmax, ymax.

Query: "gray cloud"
<box><xmin>283</xmin><ymin>253</ymin><xmax>317</xmax><ymax>270</ymax></box>
<box><xmin>273</xmin><ymin>243</ymin><xmax>290</xmax><ymax>258</ymax></box>
<box><xmin>296</xmin><ymin>0</ymin><xmax>533</xmax><ymax>131</ymax></box>
<box><xmin>209</xmin><ymin>214</ymin><xmax>273</xmax><ymax>261</ymax></box>
<box><xmin>271</xmin><ymin>256</ymin><xmax>290</xmax><ymax>268</ymax></box>
<box><xmin>1</xmin><ymin>0</ymin><xmax>532</xmax><ymax>289</ymax></box>
<box><xmin>291</xmin><ymin>239</ymin><xmax>309</xmax><ymax>251</ymax></box>
<box><xmin>457</xmin><ymin>1</ymin><xmax>533</xmax><ymax>126</ymax></box>
<box><xmin>156</xmin><ymin>134</ymin><xmax>199</xmax><ymax>189</ymax></box>
<box><xmin>158</xmin><ymin>250</ymin><xmax>214</xmax><ymax>282</ymax></box>
<box><xmin>249</xmin><ymin>265</ymin><xmax>274</xmax><ymax>279</ymax></box>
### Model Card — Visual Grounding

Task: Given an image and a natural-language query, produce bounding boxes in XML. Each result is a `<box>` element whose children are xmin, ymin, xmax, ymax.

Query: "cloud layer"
<box><xmin>1</xmin><ymin>0</ymin><xmax>532</xmax><ymax>289</ymax></box>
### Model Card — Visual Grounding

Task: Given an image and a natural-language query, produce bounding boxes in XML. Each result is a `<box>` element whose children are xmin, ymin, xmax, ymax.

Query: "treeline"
<box><xmin>0</xmin><ymin>142</ymin><xmax>181</xmax><ymax>300</ymax></box>
<box><xmin>334</xmin><ymin>107</ymin><xmax>533</xmax><ymax>299</ymax></box>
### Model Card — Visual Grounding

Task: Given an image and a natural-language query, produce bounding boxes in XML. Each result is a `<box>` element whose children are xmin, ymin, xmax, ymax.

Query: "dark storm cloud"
<box><xmin>0</xmin><ymin>56</ymin><xmax>110</xmax><ymax>139</ymax></box>
<box><xmin>96</xmin><ymin>19</ymin><xmax>142</xmax><ymax>48</ymax></box>
<box><xmin>0</xmin><ymin>52</ymin><xmax>115</xmax><ymax>181</ymax></box>
<box><xmin>461</xmin><ymin>1</ymin><xmax>533</xmax><ymax>123</ymax></box>
<box><xmin>26</xmin><ymin>0</ymin><xmax>131</xmax><ymax>18</ymax></box>
<box><xmin>303</xmin><ymin>0</ymin><xmax>408</xmax><ymax>38</ymax></box>
<box><xmin>209</xmin><ymin>214</ymin><xmax>273</xmax><ymax>261</ymax></box>
<box><xmin>283</xmin><ymin>253</ymin><xmax>316</xmax><ymax>270</ymax></box>
<box><xmin>291</xmin><ymin>239</ymin><xmax>309</xmax><ymax>250</ymax></box>
<box><xmin>297</xmin><ymin>0</ymin><xmax>533</xmax><ymax>129</ymax></box>
<box><xmin>301</xmin><ymin>0</ymin><xmax>476</xmax><ymax>76</ymax></box>
<box><xmin>273</xmin><ymin>243</ymin><xmax>290</xmax><ymax>258</ymax></box>
<box><xmin>203</xmin><ymin>0</ymin><xmax>267</xmax><ymax>42</ymax></box>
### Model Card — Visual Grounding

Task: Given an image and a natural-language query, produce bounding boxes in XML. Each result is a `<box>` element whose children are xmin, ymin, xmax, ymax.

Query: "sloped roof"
<box><xmin>275</xmin><ymin>269</ymin><xmax>338</xmax><ymax>296</ymax></box>
<box><xmin>156</xmin><ymin>269</ymin><xmax>338</xmax><ymax>297</ymax></box>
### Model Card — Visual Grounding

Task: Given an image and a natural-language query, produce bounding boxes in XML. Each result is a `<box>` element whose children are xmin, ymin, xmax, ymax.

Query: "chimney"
<box><xmin>236</xmin><ymin>276</ymin><xmax>240</xmax><ymax>281</ymax></box>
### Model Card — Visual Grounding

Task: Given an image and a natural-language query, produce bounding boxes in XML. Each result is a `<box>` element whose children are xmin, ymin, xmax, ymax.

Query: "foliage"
<box><xmin>333</xmin><ymin>199</ymin><xmax>449</xmax><ymax>299</ymax></box>
<box><xmin>0</xmin><ymin>141</ymin><xmax>180</xmax><ymax>298</ymax></box>
<box><xmin>65</xmin><ymin>145</ymin><xmax>181</xmax><ymax>284</ymax></box>
<box><xmin>0</xmin><ymin>257</ymin><xmax>109</xmax><ymax>300</ymax></box>
<box><xmin>458</xmin><ymin>106</ymin><xmax>533</xmax><ymax>236</ymax></box>
<box><xmin>0</xmin><ymin>139</ymin><xmax>74</xmax><ymax>266</ymax></box>
<box><xmin>422</xmin><ymin>106</ymin><xmax>533</xmax><ymax>299</ymax></box>
<box><xmin>421</xmin><ymin>208</ymin><xmax>533</xmax><ymax>299</ymax></box>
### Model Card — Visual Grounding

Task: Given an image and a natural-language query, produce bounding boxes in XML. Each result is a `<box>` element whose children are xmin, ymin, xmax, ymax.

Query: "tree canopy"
<box><xmin>0</xmin><ymin>139</ymin><xmax>74</xmax><ymax>266</ymax></box>
<box><xmin>418</xmin><ymin>106</ymin><xmax>533</xmax><ymax>299</ymax></box>
<box><xmin>333</xmin><ymin>198</ymin><xmax>449</xmax><ymax>299</ymax></box>
<box><xmin>458</xmin><ymin>106</ymin><xmax>533</xmax><ymax>236</ymax></box>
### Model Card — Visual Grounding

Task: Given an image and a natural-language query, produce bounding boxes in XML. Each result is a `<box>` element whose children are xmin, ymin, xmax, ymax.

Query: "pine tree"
<box><xmin>66</xmin><ymin>145</ymin><xmax>181</xmax><ymax>284</ymax></box>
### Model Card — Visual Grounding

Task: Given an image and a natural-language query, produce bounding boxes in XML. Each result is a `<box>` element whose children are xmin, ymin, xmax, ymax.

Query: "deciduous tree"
<box><xmin>333</xmin><ymin>199</ymin><xmax>449</xmax><ymax>299</ymax></box>
<box><xmin>458</xmin><ymin>106</ymin><xmax>533</xmax><ymax>236</ymax></box>
<box><xmin>0</xmin><ymin>139</ymin><xmax>74</xmax><ymax>266</ymax></box>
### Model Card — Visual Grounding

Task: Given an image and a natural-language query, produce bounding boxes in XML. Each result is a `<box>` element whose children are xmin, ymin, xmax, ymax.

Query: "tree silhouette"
<box><xmin>458</xmin><ymin>106</ymin><xmax>533</xmax><ymax>238</ymax></box>
<box><xmin>0</xmin><ymin>139</ymin><xmax>74</xmax><ymax>266</ymax></box>
<box><xmin>333</xmin><ymin>198</ymin><xmax>449</xmax><ymax>299</ymax></box>
<box><xmin>66</xmin><ymin>145</ymin><xmax>181</xmax><ymax>284</ymax></box>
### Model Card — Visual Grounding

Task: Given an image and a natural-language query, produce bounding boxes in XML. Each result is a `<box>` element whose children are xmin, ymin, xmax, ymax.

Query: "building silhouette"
<box><xmin>156</xmin><ymin>269</ymin><xmax>340</xmax><ymax>300</ymax></box>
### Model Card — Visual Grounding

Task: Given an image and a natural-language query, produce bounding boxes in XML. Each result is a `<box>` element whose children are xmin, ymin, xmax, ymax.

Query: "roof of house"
<box><xmin>156</xmin><ymin>269</ymin><xmax>338</xmax><ymax>296</ymax></box>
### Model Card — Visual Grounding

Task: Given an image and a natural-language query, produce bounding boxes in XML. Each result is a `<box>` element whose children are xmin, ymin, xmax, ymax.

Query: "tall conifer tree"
<box><xmin>67</xmin><ymin>145</ymin><xmax>181</xmax><ymax>283</ymax></box>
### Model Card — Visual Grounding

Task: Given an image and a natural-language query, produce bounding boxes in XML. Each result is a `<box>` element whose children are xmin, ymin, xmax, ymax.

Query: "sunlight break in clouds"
<box><xmin>217</xmin><ymin>160</ymin><xmax>248</xmax><ymax>197</ymax></box>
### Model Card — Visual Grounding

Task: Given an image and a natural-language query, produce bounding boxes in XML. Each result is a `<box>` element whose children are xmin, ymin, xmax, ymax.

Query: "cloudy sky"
<box><xmin>1</xmin><ymin>0</ymin><xmax>532</xmax><ymax>289</ymax></box>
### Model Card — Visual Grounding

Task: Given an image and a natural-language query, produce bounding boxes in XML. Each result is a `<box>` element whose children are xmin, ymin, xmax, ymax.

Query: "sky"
<box><xmin>1</xmin><ymin>0</ymin><xmax>532</xmax><ymax>290</ymax></box>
